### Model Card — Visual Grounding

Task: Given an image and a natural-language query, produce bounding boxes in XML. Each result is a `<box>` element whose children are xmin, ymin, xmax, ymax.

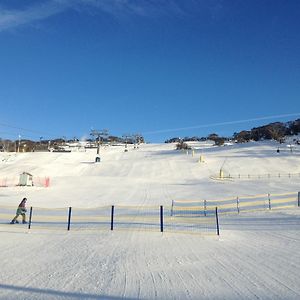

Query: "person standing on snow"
<box><xmin>10</xmin><ymin>198</ymin><xmax>28</xmax><ymax>224</ymax></box>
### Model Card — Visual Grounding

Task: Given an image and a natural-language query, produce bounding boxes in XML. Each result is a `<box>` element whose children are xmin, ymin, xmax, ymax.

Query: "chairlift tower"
<box><xmin>90</xmin><ymin>129</ymin><xmax>109</xmax><ymax>155</ymax></box>
<box><xmin>133</xmin><ymin>133</ymin><xmax>142</xmax><ymax>148</ymax></box>
<box><xmin>122</xmin><ymin>133</ymin><xmax>131</xmax><ymax>152</ymax></box>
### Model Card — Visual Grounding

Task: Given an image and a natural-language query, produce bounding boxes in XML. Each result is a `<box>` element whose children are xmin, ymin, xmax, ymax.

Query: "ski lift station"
<box><xmin>19</xmin><ymin>172</ymin><xmax>33</xmax><ymax>186</ymax></box>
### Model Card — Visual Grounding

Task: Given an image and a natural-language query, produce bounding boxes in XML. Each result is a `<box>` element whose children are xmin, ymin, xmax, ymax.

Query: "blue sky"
<box><xmin>0</xmin><ymin>0</ymin><xmax>299</xmax><ymax>142</ymax></box>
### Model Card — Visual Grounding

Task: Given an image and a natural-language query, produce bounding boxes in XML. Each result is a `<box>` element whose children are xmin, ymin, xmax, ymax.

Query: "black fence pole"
<box><xmin>171</xmin><ymin>200</ymin><xmax>174</xmax><ymax>217</ymax></box>
<box><xmin>215</xmin><ymin>207</ymin><xmax>220</xmax><ymax>236</ymax></box>
<box><xmin>111</xmin><ymin>205</ymin><xmax>114</xmax><ymax>231</ymax></box>
<box><xmin>236</xmin><ymin>197</ymin><xmax>240</xmax><ymax>214</ymax></box>
<box><xmin>67</xmin><ymin>207</ymin><xmax>72</xmax><ymax>231</ymax></box>
<box><xmin>268</xmin><ymin>193</ymin><xmax>271</xmax><ymax>210</ymax></box>
<box><xmin>160</xmin><ymin>206</ymin><xmax>164</xmax><ymax>233</ymax></box>
<box><xmin>28</xmin><ymin>207</ymin><xmax>33</xmax><ymax>230</ymax></box>
<box><xmin>204</xmin><ymin>200</ymin><xmax>207</xmax><ymax>217</ymax></box>
<box><xmin>298</xmin><ymin>192</ymin><xmax>300</xmax><ymax>207</ymax></box>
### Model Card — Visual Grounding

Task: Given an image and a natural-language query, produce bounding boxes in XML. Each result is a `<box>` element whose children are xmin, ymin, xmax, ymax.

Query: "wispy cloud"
<box><xmin>0</xmin><ymin>1</ymin><xmax>70</xmax><ymax>32</ymax></box>
<box><xmin>76</xmin><ymin>0</ymin><xmax>188</xmax><ymax>18</ymax></box>
<box><xmin>143</xmin><ymin>113</ymin><xmax>300</xmax><ymax>135</ymax></box>
<box><xmin>0</xmin><ymin>0</ymin><xmax>219</xmax><ymax>32</ymax></box>
<box><xmin>76</xmin><ymin>0</ymin><xmax>224</xmax><ymax>19</ymax></box>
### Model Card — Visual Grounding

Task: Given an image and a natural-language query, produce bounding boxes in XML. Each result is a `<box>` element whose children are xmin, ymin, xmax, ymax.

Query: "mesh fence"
<box><xmin>3</xmin><ymin>191</ymin><xmax>296</xmax><ymax>233</ymax></box>
<box><xmin>164</xmin><ymin>205</ymin><xmax>217</xmax><ymax>235</ymax></box>
<box><xmin>0</xmin><ymin>177</ymin><xmax>18</xmax><ymax>187</ymax></box>
<box><xmin>70</xmin><ymin>206</ymin><xmax>111</xmax><ymax>231</ymax></box>
<box><xmin>0</xmin><ymin>205</ymin><xmax>18</xmax><ymax>224</ymax></box>
<box><xmin>173</xmin><ymin>192</ymin><xmax>299</xmax><ymax>215</ymax></box>
<box><xmin>0</xmin><ymin>176</ymin><xmax>50</xmax><ymax>187</ymax></box>
<box><xmin>33</xmin><ymin>177</ymin><xmax>50</xmax><ymax>187</ymax></box>
<box><xmin>30</xmin><ymin>207</ymin><xmax>69</xmax><ymax>230</ymax></box>
<box><xmin>0</xmin><ymin>204</ymin><xmax>219</xmax><ymax>235</ymax></box>
<box><xmin>113</xmin><ymin>206</ymin><xmax>161</xmax><ymax>232</ymax></box>
<box><xmin>267</xmin><ymin>192</ymin><xmax>298</xmax><ymax>210</ymax></box>
<box><xmin>224</xmin><ymin>173</ymin><xmax>300</xmax><ymax>180</ymax></box>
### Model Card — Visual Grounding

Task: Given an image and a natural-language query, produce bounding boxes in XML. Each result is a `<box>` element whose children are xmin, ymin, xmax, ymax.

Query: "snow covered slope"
<box><xmin>0</xmin><ymin>141</ymin><xmax>299</xmax><ymax>299</ymax></box>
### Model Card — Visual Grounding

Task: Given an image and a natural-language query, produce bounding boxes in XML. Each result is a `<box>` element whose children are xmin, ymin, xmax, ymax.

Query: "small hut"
<box><xmin>19</xmin><ymin>172</ymin><xmax>33</xmax><ymax>186</ymax></box>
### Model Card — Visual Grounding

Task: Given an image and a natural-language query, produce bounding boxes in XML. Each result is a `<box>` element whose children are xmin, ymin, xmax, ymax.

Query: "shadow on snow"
<box><xmin>0</xmin><ymin>283</ymin><xmax>138</xmax><ymax>300</ymax></box>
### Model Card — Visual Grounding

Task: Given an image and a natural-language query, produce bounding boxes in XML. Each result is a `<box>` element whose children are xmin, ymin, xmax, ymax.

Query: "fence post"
<box><xmin>268</xmin><ymin>194</ymin><xmax>271</xmax><ymax>210</ymax></box>
<box><xmin>28</xmin><ymin>207</ymin><xmax>33</xmax><ymax>230</ymax></box>
<box><xmin>111</xmin><ymin>205</ymin><xmax>114</xmax><ymax>231</ymax></box>
<box><xmin>215</xmin><ymin>207</ymin><xmax>220</xmax><ymax>236</ymax></box>
<box><xmin>298</xmin><ymin>192</ymin><xmax>300</xmax><ymax>207</ymax></box>
<box><xmin>67</xmin><ymin>207</ymin><xmax>72</xmax><ymax>231</ymax></box>
<box><xmin>160</xmin><ymin>206</ymin><xmax>164</xmax><ymax>232</ymax></box>
<box><xmin>236</xmin><ymin>197</ymin><xmax>240</xmax><ymax>214</ymax></box>
<box><xmin>204</xmin><ymin>200</ymin><xmax>207</xmax><ymax>217</ymax></box>
<box><xmin>171</xmin><ymin>200</ymin><xmax>174</xmax><ymax>217</ymax></box>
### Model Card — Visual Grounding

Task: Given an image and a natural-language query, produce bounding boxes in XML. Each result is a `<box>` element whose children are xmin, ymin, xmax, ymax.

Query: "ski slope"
<box><xmin>0</xmin><ymin>141</ymin><xmax>300</xmax><ymax>299</ymax></box>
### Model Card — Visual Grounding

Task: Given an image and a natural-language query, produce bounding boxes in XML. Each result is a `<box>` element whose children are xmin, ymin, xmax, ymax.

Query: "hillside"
<box><xmin>0</xmin><ymin>141</ymin><xmax>299</xmax><ymax>207</ymax></box>
<box><xmin>0</xmin><ymin>141</ymin><xmax>300</xmax><ymax>299</ymax></box>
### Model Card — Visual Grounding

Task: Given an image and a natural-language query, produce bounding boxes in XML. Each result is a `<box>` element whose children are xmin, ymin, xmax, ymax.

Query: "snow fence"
<box><xmin>214</xmin><ymin>172</ymin><xmax>300</xmax><ymax>180</ymax></box>
<box><xmin>172</xmin><ymin>191</ymin><xmax>299</xmax><ymax>216</ymax></box>
<box><xmin>0</xmin><ymin>205</ymin><xmax>219</xmax><ymax>235</ymax></box>
<box><xmin>0</xmin><ymin>176</ymin><xmax>50</xmax><ymax>187</ymax></box>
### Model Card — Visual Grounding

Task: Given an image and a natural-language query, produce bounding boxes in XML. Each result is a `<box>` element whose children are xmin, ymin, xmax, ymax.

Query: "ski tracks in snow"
<box><xmin>213</xmin><ymin>231</ymin><xmax>300</xmax><ymax>299</ymax></box>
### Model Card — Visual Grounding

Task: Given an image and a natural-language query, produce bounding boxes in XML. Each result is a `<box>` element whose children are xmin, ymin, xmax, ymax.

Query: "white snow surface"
<box><xmin>0</xmin><ymin>141</ymin><xmax>300</xmax><ymax>299</ymax></box>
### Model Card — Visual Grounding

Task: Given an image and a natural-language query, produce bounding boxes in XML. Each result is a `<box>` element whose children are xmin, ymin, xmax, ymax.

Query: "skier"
<box><xmin>10</xmin><ymin>198</ymin><xmax>28</xmax><ymax>224</ymax></box>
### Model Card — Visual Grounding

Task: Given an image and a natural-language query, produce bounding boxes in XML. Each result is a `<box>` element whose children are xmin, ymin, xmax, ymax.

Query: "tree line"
<box><xmin>0</xmin><ymin>135</ymin><xmax>145</xmax><ymax>152</ymax></box>
<box><xmin>165</xmin><ymin>119</ymin><xmax>300</xmax><ymax>145</ymax></box>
